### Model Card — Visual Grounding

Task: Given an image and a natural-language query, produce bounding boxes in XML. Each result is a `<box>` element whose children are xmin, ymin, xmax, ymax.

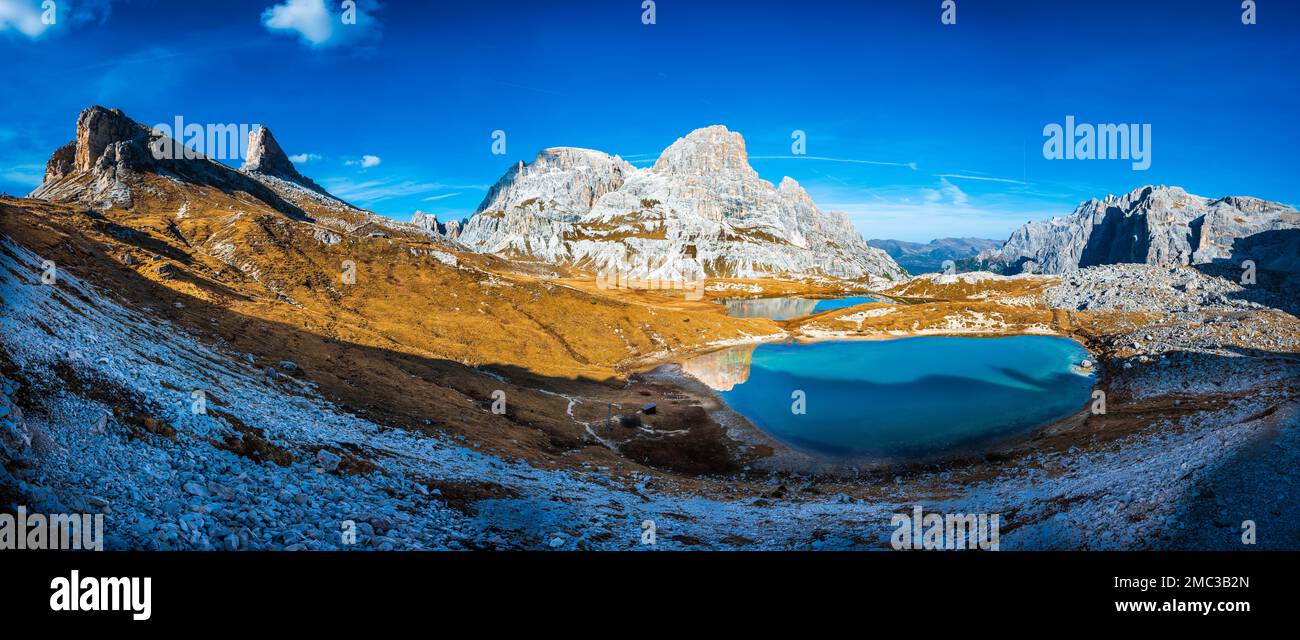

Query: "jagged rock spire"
<box><xmin>243</xmin><ymin>127</ymin><xmax>302</xmax><ymax>178</ymax></box>
<box><xmin>240</xmin><ymin>126</ymin><xmax>338</xmax><ymax>200</ymax></box>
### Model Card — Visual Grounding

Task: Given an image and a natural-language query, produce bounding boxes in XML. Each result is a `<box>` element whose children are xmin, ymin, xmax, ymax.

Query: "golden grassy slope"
<box><xmin>2</xmin><ymin>194</ymin><xmax>782</xmax><ymax>476</ymax></box>
<box><xmin>3</xmin><ymin>181</ymin><xmax>778</xmax><ymax>381</ymax></box>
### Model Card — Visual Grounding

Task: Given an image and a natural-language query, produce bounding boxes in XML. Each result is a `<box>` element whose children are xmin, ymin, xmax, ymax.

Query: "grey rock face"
<box><xmin>407</xmin><ymin>210</ymin><xmax>467</xmax><ymax>242</ymax></box>
<box><xmin>459</xmin><ymin>126</ymin><xmax>905</xmax><ymax>281</ymax></box>
<box><xmin>983</xmin><ymin>185</ymin><xmax>1300</xmax><ymax>275</ymax></box>
<box><xmin>410</xmin><ymin>211</ymin><xmax>439</xmax><ymax>233</ymax></box>
<box><xmin>442</xmin><ymin>219</ymin><xmax>463</xmax><ymax>240</ymax></box>
<box><xmin>73</xmin><ymin>106</ymin><xmax>143</xmax><ymax>172</ymax></box>
<box><xmin>479</xmin><ymin>147</ymin><xmax>635</xmax><ymax>217</ymax></box>
<box><xmin>44</xmin><ymin>142</ymin><xmax>76</xmax><ymax>184</ymax></box>
<box><xmin>241</xmin><ymin>127</ymin><xmax>298</xmax><ymax>177</ymax></box>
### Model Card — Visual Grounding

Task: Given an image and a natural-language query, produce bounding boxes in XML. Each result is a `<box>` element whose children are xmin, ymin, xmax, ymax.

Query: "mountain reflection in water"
<box><xmin>718</xmin><ymin>296</ymin><xmax>875</xmax><ymax>321</ymax></box>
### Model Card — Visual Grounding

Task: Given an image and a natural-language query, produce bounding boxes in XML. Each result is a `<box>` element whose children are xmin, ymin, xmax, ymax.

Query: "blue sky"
<box><xmin>2</xmin><ymin>0</ymin><xmax>1297</xmax><ymax>242</ymax></box>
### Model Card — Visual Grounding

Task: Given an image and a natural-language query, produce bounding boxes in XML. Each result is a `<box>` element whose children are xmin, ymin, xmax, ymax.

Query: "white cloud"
<box><xmin>936</xmin><ymin>173</ymin><xmax>1027</xmax><ymax>185</ymax></box>
<box><xmin>0</xmin><ymin>0</ymin><xmax>58</xmax><ymax>38</ymax></box>
<box><xmin>420</xmin><ymin>192</ymin><xmax>461</xmax><ymax>202</ymax></box>
<box><xmin>320</xmin><ymin>178</ymin><xmax>487</xmax><ymax>205</ymax></box>
<box><xmin>920</xmin><ymin>178</ymin><xmax>969</xmax><ymax>207</ymax></box>
<box><xmin>749</xmin><ymin>155</ymin><xmax>917</xmax><ymax>169</ymax></box>
<box><xmin>0</xmin><ymin>0</ymin><xmax>114</xmax><ymax>39</ymax></box>
<box><xmin>289</xmin><ymin>152</ymin><xmax>321</xmax><ymax>164</ymax></box>
<box><xmin>345</xmin><ymin>154</ymin><xmax>381</xmax><ymax>168</ymax></box>
<box><xmin>261</xmin><ymin>0</ymin><xmax>378</xmax><ymax>49</ymax></box>
<box><xmin>941</xmin><ymin>178</ymin><xmax>969</xmax><ymax>206</ymax></box>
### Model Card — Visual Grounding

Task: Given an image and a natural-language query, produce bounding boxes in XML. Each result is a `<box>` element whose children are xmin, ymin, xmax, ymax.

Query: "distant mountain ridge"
<box><xmin>867</xmin><ymin>237</ymin><xmax>1003</xmax><ymax>274</ymax></box>
<box><xmin>976</xmin><ymin>185</ymin><xmax>1300</xmax><ymax>276</ymax></box>
<box><xmin>457</xmin><ymin>125</ymin><xmax>906</xmax><ymax>282</ymax></box>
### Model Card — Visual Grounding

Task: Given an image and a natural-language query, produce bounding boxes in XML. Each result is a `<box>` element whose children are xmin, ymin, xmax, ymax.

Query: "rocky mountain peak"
<box><xmin>652</xmin><ymin>125</ymin><xmax>756</xmax><ymax>179</ymax></box>
<box><xmin>475</xmin><ymin>146</ymin><xmax>633</xmax><ymax>217</ymax></box>
<box><xmin>461</xmin><ymin>124</ymin><xmax>906</xmax><ymax>281</ymax></box>
<box><xmin>1091</xmin><ymin>185</ymin><xmax>1196</xmax><ymax>212</ymax></box>
<box><xmin>239</xmin><ymin>126</ymin><xmax>342</xmax><ymax>205</ymax></box>
<box><xmin>29</xmin><ymin>105</ymin><xmax>352</xmax><ymax>219</ymax></box>
<box><xmin>73</xmin><ymin>106</ymin><xmax>147</xmax><ymax>172</ymax></box>
<box><xmin>410</xmin><ymin>210</ymin><xmax>438</xmax><ymax>231</ymax></box>
<box><xmin>777</xmin><ymin>176</ymin><xmax>814</xmax><ymax>207</ymax></box>
<box><xmin>532</xmin><ymin>147</ymin><xmax>632</xmax><ymax>172</ymax></box>
<box><xmin>242</xmin><ymin>127</ymin><xmax>299</xmax><ymax>177</ymax></box>
<box><xmin>1213</xmin><ymin>195</ymin><xmax>1279</xmax><ymax>213</ymax></box>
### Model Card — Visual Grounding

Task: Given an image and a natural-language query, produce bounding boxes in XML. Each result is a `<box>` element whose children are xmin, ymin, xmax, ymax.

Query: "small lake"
<box><xmin>719</xmin><ymin>296</ymin><xmax>876</xmax><ymax>321</ymax></box>
<box><xmin>683</xmin><ymin>336</ymin><xmax>1094</xmax><ymax>460</ymax></box>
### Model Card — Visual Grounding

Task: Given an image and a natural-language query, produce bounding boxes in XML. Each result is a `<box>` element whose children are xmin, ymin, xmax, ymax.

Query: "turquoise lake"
<box><xmin>720</xmin><ymin>295</ymin><xmax>875</xmax><ymax>321</ymax></box>
<box><xmin>685</xmin><ymin>336</ymin><xmax>1095</xmax><ymax>460</ymax></box>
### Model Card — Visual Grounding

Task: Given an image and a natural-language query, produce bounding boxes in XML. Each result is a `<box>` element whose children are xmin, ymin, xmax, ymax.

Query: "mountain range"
<box><xmin>5</xmin><ymin>105</ymin><xmax>1300</xmax><ymax>552</ymax></box>
<box><xmin>977</xmin><ymin>185</ymin><xmax>1300</xmax><ymax>278</ymax></box>
<box><xmin>866</xmin><ymin>237</ymin><xmax>1003</xmax><ymax>274</ymax></box>
<box><xmin>28</xmin><ymin>107</ymin><xmax>1298</xmax><ymax>289</ymax></box>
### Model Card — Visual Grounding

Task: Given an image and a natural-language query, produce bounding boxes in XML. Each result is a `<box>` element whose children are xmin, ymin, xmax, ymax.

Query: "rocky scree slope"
<box><xmin>7</xmin><ymin>235</ymin><xmax>1295</xmax><ymax>550</ymax></box>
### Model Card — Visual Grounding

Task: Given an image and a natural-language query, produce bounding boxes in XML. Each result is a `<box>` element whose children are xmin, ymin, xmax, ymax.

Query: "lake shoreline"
<box><xmin>652</xmin><ymin>333</ymin><xmax>1102</xmax><ymax>476</ymax></box>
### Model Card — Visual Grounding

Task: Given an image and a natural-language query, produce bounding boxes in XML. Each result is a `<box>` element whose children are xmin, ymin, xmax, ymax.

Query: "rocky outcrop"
<box><xmin>981</xmin><ymin>185</ymin><xmax>1300</xmax><ymax>274</ymax></box>
<box><xmin>30</xmin><ymin>107</ymin><xmax>153</xmax><ymax>208</ymax></box>
<box><xmin>0</xmin><ymin>380</ymin><xmax>33</xmax><ymax>477</ymax></box>
<box><xmin>240</xmin><ymin>127</ymin><xmax>351</xmax><ymax>210</ymax></box>
<box><xmin>43</xmin><ymin>142</ymin><xmax>76</xmax><ymax>184</ymax></box>
<box><xmin>72</xmin><ymin>106</ymin><xmax>146</xmax><ymax>172</ymax></box>
<box><xmin>442</xmin><ymin>218</ymin><xmax>463</xmax><ymax>240</ymax></box>
<box><xmin>458</xmin><ymin>147</ymin><xmax>635</xmax><ymax>261</ymax></box>
<box><xmin>410</xmin><ymin>211</ymin><xmax>440</xmax><ymax>234</ymax></box>
<box><xmin>477</xmin><ymin>147</ymin><xmax>635</xmax><ymax>218</ymax></box>
<box><xmin>28</xmin><ymin>107</ymin><xmax>326</xmax><ymax>220</ymax></box>
<box><xmin>407</xmin><ymin>210</ymin><xmax>466</xmax><ymax>241</ymax></box>
<box><xmin>459</xmin><ymin>126</ymin><xmax>905</xmax><ymax>281</ymax></box>
<box><xmin>241</xmin><ymin>127</ymin><xmax>300</xmax><ymax>178</ymax></box>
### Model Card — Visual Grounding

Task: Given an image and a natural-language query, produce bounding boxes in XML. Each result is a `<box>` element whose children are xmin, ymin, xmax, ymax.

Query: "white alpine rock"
<box><xmin>459</xmin><ymin>126</ymin><xmax>905</xmax><ymax>281</ymax></box>
<box><xmin>981</xmin><ymin>185</ymin><xmax>1300</xmax><ymax>274</ymax></box>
